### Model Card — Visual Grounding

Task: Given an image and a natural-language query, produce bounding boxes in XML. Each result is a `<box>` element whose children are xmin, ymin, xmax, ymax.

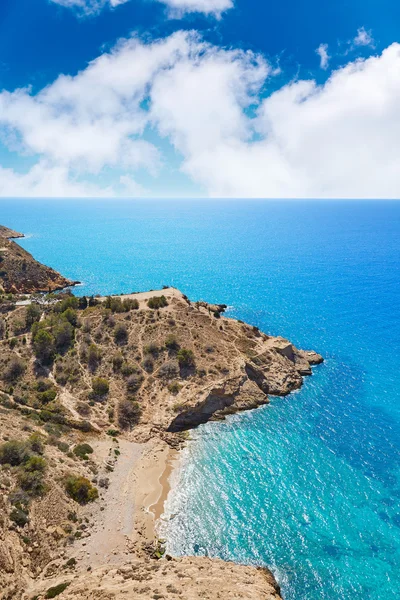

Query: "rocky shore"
<box><xmin>0</xmin><ymin>224</ymin><xmax>323</xmax><ymax>599</ymax></box>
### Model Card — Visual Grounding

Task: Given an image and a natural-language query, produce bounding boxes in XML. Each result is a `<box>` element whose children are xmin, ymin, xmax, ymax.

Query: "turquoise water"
<box><xmin>1</xmin><ymin>199</ymin><xmax>400</xmax><ymax>599</ymax></box>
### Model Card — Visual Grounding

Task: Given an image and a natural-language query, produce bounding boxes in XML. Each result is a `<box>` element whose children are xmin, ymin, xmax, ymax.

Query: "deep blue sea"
<box><xmin>1</xmin><ymin>199</ymin><xmax>399</xmax><ymax>599</ymax></box>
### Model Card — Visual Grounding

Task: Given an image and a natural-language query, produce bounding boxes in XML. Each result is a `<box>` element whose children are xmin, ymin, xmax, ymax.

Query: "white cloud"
<box><xmin>316</xmin><ymin>43</ymin><xmax>330</xmax><ymax>70</ymax></box>
<box><xmin>1</xmin><ymin>33</ymin><xmax>400</xmax><ymax>198</ymax></box>
<box><xmin>49</xmin><ymin>0</ymin><xmax>232</xmax><ymax>17</ymax></box>
<box><xmin>353</xmin><ymin>27</ymin><xmax>374</xmax><ymax>48</ymax></box>
<box><xmin>156</xmin><ymin>0</ymin><xmax>233</xmax><ymax>18</ymax></box>
<box><xmin>150</xmin><ymin>41</ymin><xmax>400</xmax><ymax>198</ymax></box>
<box><xmin>0</xmin><ymin>161</ymin><xmax>114</xmax><ymax>197</ymax></box>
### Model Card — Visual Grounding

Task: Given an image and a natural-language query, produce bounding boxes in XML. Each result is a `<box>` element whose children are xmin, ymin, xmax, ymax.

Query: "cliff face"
<box><xmin>0</xmin><ymin>225</ymin><xmax>76</xmax><ymax>294</ymax></box>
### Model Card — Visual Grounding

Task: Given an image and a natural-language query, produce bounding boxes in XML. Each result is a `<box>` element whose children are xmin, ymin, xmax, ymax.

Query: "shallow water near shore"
<box><xmin>1</xmin><ymin>199</ymin><xmax>400</xmax><ymax>599</ymax></box>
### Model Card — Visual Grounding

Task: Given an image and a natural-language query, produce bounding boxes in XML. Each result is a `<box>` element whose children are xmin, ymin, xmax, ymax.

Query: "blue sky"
<box><xmin>0</xmin><ymin>0</ymin><xmax>398</xmax><ymax>198</ymax></box>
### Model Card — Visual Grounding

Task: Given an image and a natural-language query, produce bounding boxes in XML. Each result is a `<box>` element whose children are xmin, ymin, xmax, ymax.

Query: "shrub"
<box><xmin>114</xmin><ymin>324</ymin><xmax>128</xmax><ymax>345</ymax></box>
<box><xmin>29</xmin><ymin>433</ymin><xmax>44</xmax><ymax>454</ymax></box>
<box><xmin>168</xmin><ymin>381</ymin><xmax>181</xmax><ymax>395</ymax></box>
<box><xmin>126</xmin><ymin>373</ymin><xmax>144</xmax><ymax>393</ymax></box>
<box><xmin>120</xmin><ymin>362</ymin><xmax>136</xmax><ymax>377</ymax></box>
<box><xmin>118</xmin><ymin>399</ymin><xmax>142</xmax><ymax>430</ymax></box>
<box><xmin>2</xmin><ymin>357</ymin><xmax>26</xmax><ymax>382</ymax></box>
<box><xmin>87</xmin><ymin>344</ymin><xmax>101</xmax><ymax>371</ymax></box>
<box><xmin>45</xmin><ymin>582</ymin><xmax>70</xmax><ymax>598</ymax></box>
<box><xmin>73</xmin><ymin>443</ymin><xmax>93</xmax><ymax>460</ymax></box>
<box><xmin>37</xmin><ymin>388</ymin><xmax>57</xmax><ymax>404</ymax></box>
<box><xmin>91</xmin><ymin>377</ymin><xmax>109</xmax><ymax>398</ymax></box>
<box><xmin>123</xmin><ymin>298</ymin><xmax>139</xmax><ymax>310</ymax></box>
<box><xmin>112</xmin><ymin>352</ymin><xmax>124</xmax><ymax>372</ymax></box>
<box><xmin>65</xmin><ymin>475</ymin><xmax>98</xmax><ymax>504</ymax></box>
<box><xmin>144</xmin><ymin>343</ymin><xmax>159</xmax><ymax>356</ymax></box>
<box><xmin>10</xmin><ymin>507</ymin><xmax>29</xmax><ymax>527</ymax></box>
<box><xmin>0</xmin><ymin>440</ymin><xmax>30</xmax><ymax>466</ymax></box>
<box><xmin>142</xmin><ymin>356</ymin><xmax>154</xmax><ymax>373</ymax></box>
<box><xmin>158</xmin><ymin>360</ymin><xmax>179</xmax><ymax>380</ymax></box>
<box><xmin>147</xmin><ymin>295</ymin><xmax>168</xmax><ymax>309</ymax></box>
<box><xmin>165</xmin><ymin>335</ymin><xmax>179</xmax><ymax>351</ymax></box>
<box><xmin>18</xmin><ymin>469</ymin><xmax>46</xmax><ymax>496</ymax></box>
<box><xmin>177</xmin><ymin>348</ymin><xmax>195</xmax><ymax>368</ymax></box>
<box><xmin>24</xmin><ymin>455</ymin><xmax>46</xmax><ymax>472</ymax></box>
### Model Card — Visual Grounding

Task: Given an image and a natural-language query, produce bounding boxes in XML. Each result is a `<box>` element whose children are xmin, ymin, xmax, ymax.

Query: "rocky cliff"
<box><xmin>0</xmin><ymin>225</ymin><xmax>76</xmax><ymax>294</ymax></box>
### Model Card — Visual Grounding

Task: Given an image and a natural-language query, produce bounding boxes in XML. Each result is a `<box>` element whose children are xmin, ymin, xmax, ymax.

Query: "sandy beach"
<box><xmin>71</xmin><ymin>436</ymin><xmax>178</xmax><ymax>569</ymax></box>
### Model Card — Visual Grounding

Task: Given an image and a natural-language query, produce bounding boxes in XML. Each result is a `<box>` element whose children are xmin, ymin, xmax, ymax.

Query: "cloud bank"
<box><xmin>49</xmin><ymin>0</ymin><xmax>233</xmax><ymax>17</ymax></box>
<box><xmin>1</xmin><ymin>32</ymin><xmax>400</xmax><ymax>198</ymax></box>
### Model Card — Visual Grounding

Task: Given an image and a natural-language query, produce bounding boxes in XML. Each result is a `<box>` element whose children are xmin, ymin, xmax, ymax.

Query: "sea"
<box><xmin>1</xmin><ymin>199</ymin><xmax>399</xmax><ymax>600</ymax></box>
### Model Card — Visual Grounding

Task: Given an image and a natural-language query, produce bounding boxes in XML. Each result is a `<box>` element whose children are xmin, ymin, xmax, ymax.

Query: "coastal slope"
<box><xmin>0</xmin><ymin>224</ymin><xmax>323</xmax><ymax>600</ymax></box>
<box><xmin>0</xmin><ymin>225</ymin><xmax>76</xmax><ymax>293</ymax></box>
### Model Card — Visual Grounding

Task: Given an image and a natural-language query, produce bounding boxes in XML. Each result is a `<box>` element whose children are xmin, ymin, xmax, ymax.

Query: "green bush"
<box><xmin>165</xmin><ymin>335</ymin><xmax>179</xmax><ymax>351</ymax></box>
<box><xmin>18</xmin><ymin>469</ymin><xmax>46</xmax><ymax>497</ymax></box>
<box><xmin>10</xmin><ymin>507</ymin><xmax>29</xmax><ymax>527</ymax></box>
<box><xmin>114</xmin><ymin>323</ymin><xmax>128</xmax><ymax>345</ymax></box>
<box><xmin>168</xmin><ymin>381</ymin><xmax>181</xmax><ymax>395</ymax></box>
<box><xmin>45</xmin><ymin>582</ymin><xmax>70</xmax><ymax>598</ymax></box>
<box><xmin>147</xmin><ymin>295</ymin><xmax>168</xmax><ymax>309</ymax></box>
<box><xmin>0</xmin><ymin>440</ymin><xmax>30</xmax><ymax>466</ymax></box>
<box><xmin>37</xmin><ymin>389</ymin><xmax>57</xmax><ymax>404</ymax></box>
<box><xmin>87</xmin><ymin>343</ymin><xmax>101</xmax><ymax>371</ymax></box>
<box><xmin>73</xmin><ymin>443</ymin><xmax>93</xmax><ymax>460</ymax></box>
<box><xmin>177</xmin><ymin>348</ymin><xmax>195</xmax><ymax>368</ymax></box>
<box><xmin>112</xmin><ymin>352</ymin><xmax>124</xmax><ymax>372</ymax></box>
<box><xmin>24</xmin><ymin>455</ymin><xmax>46</xmax><ymax>472</ymax></box>
<box><xmin>91</xmin><ymin>377</ymin><xmax>109</xmax><ymax>398</ymax></box>
<box><xmin>65</xmin><ymin>475</ymin><xmax>98</xmax><ymax>504</ymax></box>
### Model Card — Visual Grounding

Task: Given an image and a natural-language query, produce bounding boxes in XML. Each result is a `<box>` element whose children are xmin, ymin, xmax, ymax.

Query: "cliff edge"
<box><xmin>0</xmin><ymin>225</ymin><xmax>76</xmax><ymax>294</ymax></box>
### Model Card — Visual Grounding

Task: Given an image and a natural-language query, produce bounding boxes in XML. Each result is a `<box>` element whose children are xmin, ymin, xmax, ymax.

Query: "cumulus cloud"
<box><xmin>316</xmin><ymin>43</ymin><xmax>330</xmax><ymax>70</ymax></box>
<box><xmin>49</xmin><ymin>0</ymin><xmax>232</xmax><ymax>17</ymax></box>
<box><xmin>1</xmin><ymin>32</ymin><xmax>400</xmax><ymax>198</ymax></box>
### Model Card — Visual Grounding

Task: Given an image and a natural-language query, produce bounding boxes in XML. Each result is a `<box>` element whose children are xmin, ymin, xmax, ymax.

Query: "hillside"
<box><xmin>0</xmin><ymin>226</ymin><xmax>76</xmax><ymax>294</ymax></box>
<box><xmin>0</xmin><ymin>227</ymin><xmax>323</xmax><ymax>600</ymax></box>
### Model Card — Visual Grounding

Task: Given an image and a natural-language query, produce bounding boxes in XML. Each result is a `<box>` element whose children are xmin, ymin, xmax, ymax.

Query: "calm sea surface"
<box><xmin>1</xmin><ymin>199</ymin><xmax>399</xmax><ymax>599</ymax></box>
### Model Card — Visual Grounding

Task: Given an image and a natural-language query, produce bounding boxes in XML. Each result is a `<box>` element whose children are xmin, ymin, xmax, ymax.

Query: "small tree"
<box><xmin>26</xmin><ymin>304</ymin><xmax>41</xmax><ymax>328</ymax></box>
<box><xmin>32</xmin><ymin>329</ymin><xmax>55</xmax><ymax>364</ymax></box>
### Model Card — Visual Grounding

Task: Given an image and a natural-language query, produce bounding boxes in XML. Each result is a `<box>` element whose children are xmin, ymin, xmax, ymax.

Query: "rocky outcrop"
<box><xmin>0</xmin><ymin>225</ymin><xmax>77</xmax><ymax>293</ymax></box>
<box><xmin>26</xmin><ymin>557</ymin><xmax>282</xmax><ymax>600</ymax></box>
